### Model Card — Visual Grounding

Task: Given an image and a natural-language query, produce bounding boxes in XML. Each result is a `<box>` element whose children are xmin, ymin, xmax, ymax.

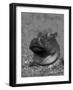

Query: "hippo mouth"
<box><xmin>29</xmin><ymin>45</ymin><xmax>50</xmax><ymax>57</ymax></box>
<box><xmin>30</xmin><ymin>45</ymin><xmax>45</xmax><ymax>52</ymax></box>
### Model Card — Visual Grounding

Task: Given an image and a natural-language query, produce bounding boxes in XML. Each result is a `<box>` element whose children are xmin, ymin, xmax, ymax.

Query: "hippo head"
<box><xmin>29</xmin><ymin>32</ymin><xmax>58</xmax><ymax>58</ymax></box>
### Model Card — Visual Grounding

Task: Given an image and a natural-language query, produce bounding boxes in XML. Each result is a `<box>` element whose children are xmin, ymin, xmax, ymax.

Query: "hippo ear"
<box><xmin>51</xmin><ymin>32</ymin><xmax>58</xmax><ymax>38</ymax></box>
<box><xmin>52</xmin><ymin>32</ymin><xmax>58</xmax><ymax>38</ymax></box>
<box><xmin>47</xmin><ymin>32</ymin><xmax>58</xmax><ymax>39</ymax></box>
<box><xmin>38</xmin><ymin>32</ymin><xmax>42</xmax><ymax>37</ymax></box>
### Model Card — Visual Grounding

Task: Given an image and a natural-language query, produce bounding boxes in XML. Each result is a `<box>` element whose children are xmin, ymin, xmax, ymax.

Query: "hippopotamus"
<box><xmin>29</xmin><ymin>31</ymin><xmax>60</xmax><ymax>66</ymax></box>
